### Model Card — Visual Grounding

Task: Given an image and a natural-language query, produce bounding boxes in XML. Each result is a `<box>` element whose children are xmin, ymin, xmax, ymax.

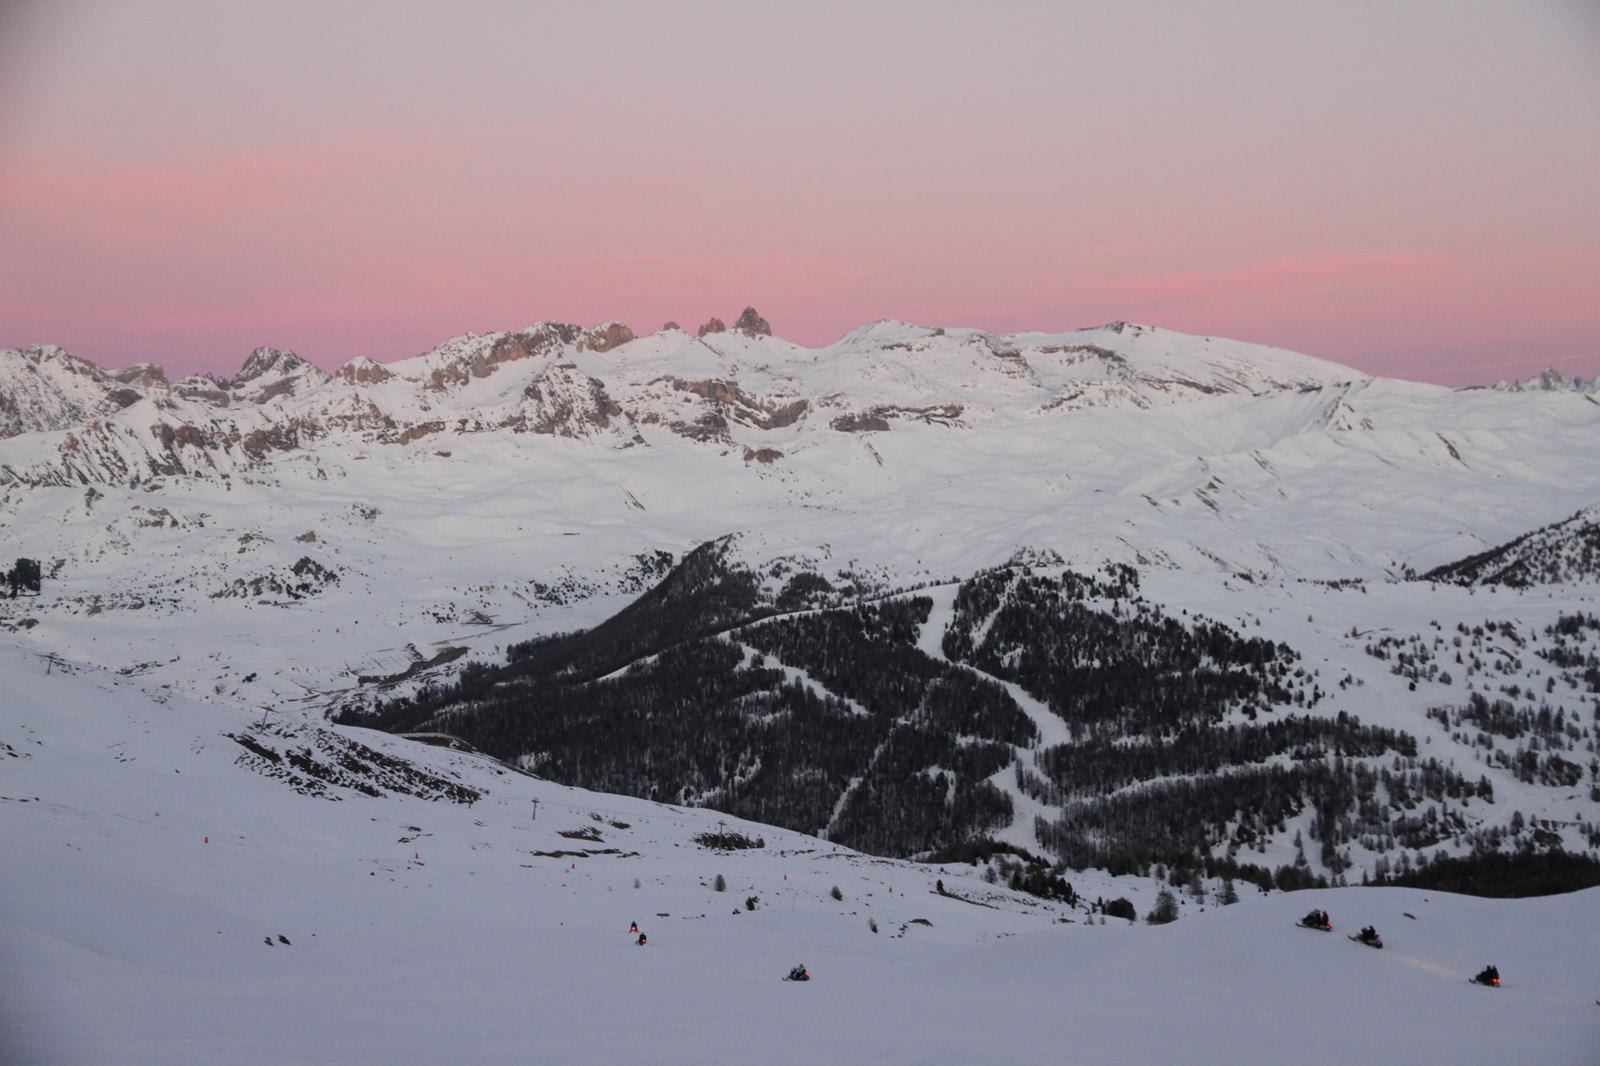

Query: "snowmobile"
<box><xmin>1297</xmin><ymin>909</ymin><xmax>1332</xmax><ymax>931</ymax></box>
<box><xmin>784</xmin><ymin>964</ymin><xmax>811</xmax><ymax>982</ymax></box>
<box><xmin>1349</xmin><ymin>925</ymin><xmax>1383</xmax><ymax>949</ymax></box>
<box><xmin>1471</xmin><ymin>965</ymin><xmax>1500</xmax><ymax>988</ymax></box>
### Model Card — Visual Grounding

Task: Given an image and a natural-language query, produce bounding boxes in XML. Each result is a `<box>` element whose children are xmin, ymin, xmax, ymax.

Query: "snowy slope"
<box><xmin>2</xmin><ymin>640</ymin><xmax>1597</xmax><ymax>1066</ymax></box>
<box><xmin>0</xmin><ymin>345</ymin><xmax>160</xmax><ymax>438</ymax></box>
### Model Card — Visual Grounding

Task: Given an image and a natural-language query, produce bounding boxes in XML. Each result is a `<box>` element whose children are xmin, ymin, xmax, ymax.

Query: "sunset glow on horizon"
<box><xmin>1</xmin><ymin>0</ymin><xmax>1596</xmax><ymax>383</ymax></box>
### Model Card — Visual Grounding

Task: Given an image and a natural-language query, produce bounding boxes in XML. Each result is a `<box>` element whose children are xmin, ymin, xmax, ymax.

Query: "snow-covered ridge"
<box><xmin>0</xmin><ymin>345</ymin><xmax>151</xmax><ymax>438</ymax></box>
<box><xmin>1480</xmin><ymin>367</ymin><xmax>1599</xmax><ymax>396</ymax></box>
<box><xmin>0</xmin><ymin>316</ymin><xmax>1358</xmax><ymax>459</ymax></box>
<box><xmin>2</xmin><ymin>310</ymin><xmax>1598</xmax><ymax>735</ymax></box>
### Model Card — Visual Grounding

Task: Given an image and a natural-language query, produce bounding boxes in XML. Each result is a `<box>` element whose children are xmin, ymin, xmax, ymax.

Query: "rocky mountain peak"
<box><xmin>579</xmin><ymin>322</ymin><xmax>635</xmax><ymax>353</ymax></box>
<box><xmin>109</xmin><ymin>363</ymin><xmax>168</xmax><ymax>388</ymax></box>
<box><xmin>338</xmin><ymin>357</ymin><xmax>393</xmax><ymax>385</ymax></box>
<box><xmin>1489</xmin><ymin>367</ymin><xmax>1598</xmax><ymax>394</ymax></box>
<box><xmin>697</xmin><ymin>317</ymin><xmax>727</xmax><ymax>337</ymax></box>
<box><xmin>234</xmin><ymin>347</ymin><xmax>307</xmax><ymax>386</ymax></box>
<box><xmin>734</xmin><ymin>307</ymin><xmax>772</xmax><ymax>337</ymax></box>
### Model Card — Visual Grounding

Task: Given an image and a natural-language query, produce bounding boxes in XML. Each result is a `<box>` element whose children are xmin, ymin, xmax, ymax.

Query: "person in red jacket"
<box><xmin>636</xmin><ymin>931</ymin><xmax>647</xmax><ymax>946</ymax></box>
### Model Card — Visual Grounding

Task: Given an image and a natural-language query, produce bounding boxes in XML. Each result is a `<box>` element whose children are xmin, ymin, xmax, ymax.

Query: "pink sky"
<box><xmin>1</xmin><ymin>0</ymin><xmax>1597</xmax><ymax>384</ymax></box>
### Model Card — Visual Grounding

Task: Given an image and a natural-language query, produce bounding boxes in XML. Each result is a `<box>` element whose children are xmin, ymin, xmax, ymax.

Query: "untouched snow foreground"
<box><xmin>3</xmin><ymin>642</ymin><xmax>1597</xmax><ymax>1066</ymax></box>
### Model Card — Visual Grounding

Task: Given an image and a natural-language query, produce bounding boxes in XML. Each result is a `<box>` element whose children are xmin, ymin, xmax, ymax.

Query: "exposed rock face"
<box><xmin>212</xmin><ymin>556</ymin><xmax>339</xmax><ymax>601</ymax></box>
<box><xmin>110</xmin><ymin>363</ymin><xmax>168</xmax><ymax>388</ymax></box>
<box><xmin>427</xmin><ymin>324</ymin><xmax>579</xmax><ymax>390</ymax></box>
<box><xmin>339</xmin><ymin>358</ymin><xmax>393</xmax><ymax>385</ymax></box>
<box><xmin>392</xmin><ymin>421</ymin><xmax>446</xmax><ymax>445</ymax></box>
<box><xmin>1489</xmin><ymin>367</ymin><xmax>1599</xmax><ymax>394</ymax></box>
<box><xmin>662</xmin><ymin>377</ymin><xmax>808</xmax><ymax>430</ymax></box>
<box><xmin>742</xmin><ymin>446</ymin><xmax>783</xmax><ymax>464</ymax></box>
<box><xmin>697</xmin><ymin>318</ymin><xmax>727</xmax><ymax>337</ymax></box>
<box><xmin>515</xmin><ymin>365</ymin><xmax>625</xmax><ymax>438</ymax></box>
<box><xmin>830</xmin><ymin>411</ymin><xmax>892</xmax><ymax>433</ymax></box>
<box><xmin>830</xmin><ymin>404</ymin><xmax>964</xmax><ymax>433</ymax></box>
<box><xmin>233</xmin><ymin>347</ymin><xmax>305</xmax><ymax>386</ymax></box>
<box><xmin>0</xmin><ymin>345</ymin><xmax>167</xmax><ymax>437</ymax></box>
<box><xmin>228</xmin><ymin>347</ymin><xmax>331</xmax><ymax>403</ymax></box>
<box><xmin>734</xmin><ymin>307</ymin><xmax>771</xmax><ymax>337</ymax></box>
<box><xmin>172</xmin><ymin>374</ymin><xmax>231</xmax><ymax>405</ymax></box>
<box><xmin>662</xmin><ymin>321</ymin><xmax>681</xmax><ymax>332</ymax></box>
<box><xmin>0</xmin><ymin>317</ymin><xmax>1379</xmax><ymax>489</ymax></box>
<box><xmin>156</xmin><ymin>423</ymin><xmax>208</xmax><ymax>450</ymax></box>
<box><xmin>579</xmin><ymin>322</ymin><xmax>634</xmax><ymax>353</ymax></box>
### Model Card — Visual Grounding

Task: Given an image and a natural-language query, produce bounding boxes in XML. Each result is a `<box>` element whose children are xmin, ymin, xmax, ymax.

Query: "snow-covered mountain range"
<box><xmin>1485</xmin><ymin>367</ymin><xmax>1599</xmax><ymax>396</ymax></box>
<box><xmin>5</xmin><ymin>314</ymin><xmax>1600</xmax><ymax>1061</ymax></box>
<box><xmin>3</xmin><ymin>313</ymin><xmax>1599</xmax><ymax>884</ymax></box>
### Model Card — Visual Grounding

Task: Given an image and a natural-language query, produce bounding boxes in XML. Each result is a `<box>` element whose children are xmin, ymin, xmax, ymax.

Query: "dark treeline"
<box><xmin>339</xmin><ymin>559</ymin><xmax>1024</xmax><ymax>857</ymax></box>
<box><xmin>1370</xmin><ymin>849</ymin><xmax>1600</xmax><ymax>898</ymax></box>
<box><xmin>1034</xmin><ymin>755</ymin><xmax>1491</xmax><ymax>889</ymax></box>
<box><xmin>6</xmin><ymin>557</ymin><xmax>42</xmax><ymax>597</ymax></box>
<box><xmin>340</xmin><ymin>549</ymin><xmax>1589</xmax><ymax>889</ymax></box>
<box><xmin>822</xmin><ymin>725</ymin><xmax>1014</xmax><ymax>856</ymax></box>
<box><xmin>742</xmin><ymin>597</ymin><xmax>1037</xmax><ymax>746</ymax></box>
<box><xmin>1035</xmin><ymin>714</ymin><xmax>1417</xmax><ymax>799</ymax></box>
<box><xmin>352</xmin><ymin>537</ymin><xmax>773</xmax><ymax>732</ymax></box>
<box><xmin>943</xmin><ymin>568</ymin><xmax>1308</xmax><ymax>737</ymax></box>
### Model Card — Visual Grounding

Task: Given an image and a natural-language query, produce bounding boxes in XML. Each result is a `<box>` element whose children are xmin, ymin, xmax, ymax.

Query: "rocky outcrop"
<box><xmin>829</xmin><ymin>411</ymin><xmax>892</xmax><ymax>433</ymax></box>
<box><xmin>734</xmin><ymin>307</ymin><xmax>771</xmax><ymax>337</ymax></box>
<box><xmin>697</xmin><ymin>317</ymin><xmax>727</xmax><ymax>337</ymax></box>
<box><xmin>0</xmin><ymin>345</ymin><xmax>164</xmax><ymax>438</ymax></box>
<box><xmin>172</xmin><ymin>374</ymin><xmax>231</xmax><ymax>405</ymax></box>
<box><xmin>339</xmin><ymin>357</ymin><xmax>393</xmax><ymax>385</ymax></box>
<box><xmin>579</xmin><ymin>322</ymin><xmax>634</xmax><ymax>353</ymax></box>
<box><xmin>661</xmin><ymin>377</ymin><xmax>808</xmax><ymax>430</ymax></box>
<box><xmin>513</xmin><ymin>365</ymin><xmax>626</xmax><ymax>439</ymax></box>
<box><xmin>110</xmin><ymin>363</ymin><xmax>167</xmax><ymax>387</ymax></box>
<box><xmin>212</xmin><ymin>556</ymin><xmax>339</xmax><ymax>601</ymax></box>
<box><xmin>830</xmin><ymin>404</ymin><xmax>964</xmax><ymax>433</ymax></box>
<box><xmin>427</xmin><ymin>324</ymin><xmax>579</xmax><ymax>390</ymax></box>
<box><xmin>233</xmin><ymin>348</ymin><xmax>311</xmax><ymax>386</ymax></box>
<box><xmin>230</xmin><ymin>347</ymin><xmax>331</xmax><ymax>403</ymax></box>
<box><xmin>661</xmin><ymin>410</ymin><xmax>730</xmax><ymax>444</ymax></box>
<box><xmin>392</xmin><ymin>421</ymin><xmax>446</xmax><ymax>445</ymax></box>
<box><xmin>1488</xmin><ymin>368</ymin><xmax>1599</xmax><ymax>395</ymax></box>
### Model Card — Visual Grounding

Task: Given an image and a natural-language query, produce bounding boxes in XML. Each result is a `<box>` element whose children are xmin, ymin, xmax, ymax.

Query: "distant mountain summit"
<box><xmin>1484</xmin><ymin>367</ymin><xmax>1598</xmax><ymax>395</ymax></box>
<box><xmin>0</xmin><ymin>311</ymin><xmax>1371</xmax><ymax>481</ymax></box>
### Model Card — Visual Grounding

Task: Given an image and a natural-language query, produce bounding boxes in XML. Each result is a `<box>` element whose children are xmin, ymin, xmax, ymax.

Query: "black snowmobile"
<box><xmin>1297</xmin><ymin>909</ymin><xmax>1333</xmax><ymax>931</ymax></box>
<box><xmin>1349</xmin><ymin>925</ymin><xmax>1383</xmax><ymax>949</ymax></box>
<box><xmin>1471</xmin><ymin>965</ymin><xmax>1500</xmax><ymax>988</ymax></box>
<box><xmin>784</xmin><ymin>964</ymin><xmax>811</xmax><ymax>982</ymax></box>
